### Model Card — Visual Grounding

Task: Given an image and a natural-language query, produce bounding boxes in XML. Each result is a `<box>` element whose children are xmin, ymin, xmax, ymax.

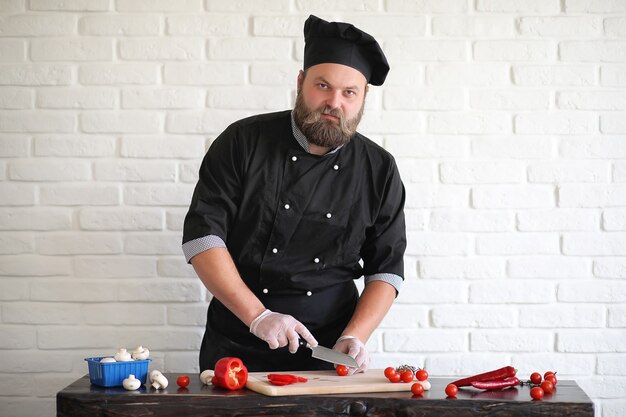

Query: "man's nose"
<box><xmin>325</xmin><ymin>90</ymin><xmax>342</xmax><ymax>109</ymax></box>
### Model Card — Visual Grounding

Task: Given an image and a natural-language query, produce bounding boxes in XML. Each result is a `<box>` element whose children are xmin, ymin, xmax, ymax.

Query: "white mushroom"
<box><xmin>100</xmin><ymin>357</ymin><xmax>116</xmax><ymax>363</ymax></box>
<box><xmin>122</xmin><ymin>374</ymin><xmax>141</xmax><ymax>391</ymax></box>
<box><xmin>114</xmin><ymin>348</ymin><xmax>133</xmax><ymax>362</ymax></box>
<box><xmin>150</xmin><ymin>370</ymin><xmax>169</xmax><ymax>390</ymax></box>
<box><xmin>131</xmin><ymin>345</ymin><xmax>150</xmax><ymax>360</ymax></box>
<box><xmin>199</xmin><ymin>369</ymin><xmax>214</xmax><ymax>385</ymax></box>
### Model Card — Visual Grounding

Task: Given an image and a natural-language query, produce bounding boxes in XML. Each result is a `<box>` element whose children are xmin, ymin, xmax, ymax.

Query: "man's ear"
<box><xmin>297</xmin><ymin>70</ymin><xmax>304</xmax><ymax>94</ymax></box>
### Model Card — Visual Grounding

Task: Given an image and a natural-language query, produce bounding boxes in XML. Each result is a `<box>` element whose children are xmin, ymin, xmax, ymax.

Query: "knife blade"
<box><xmin>299</xmin><ymin>340</ymin><xmax>358</xmax><ymax>368</ymax></box>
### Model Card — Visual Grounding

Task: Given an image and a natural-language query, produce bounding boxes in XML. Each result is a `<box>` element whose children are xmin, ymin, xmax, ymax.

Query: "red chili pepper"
<box><xmin>451</xmin><ymin>366</ymin><xmax>517</xmax><ymax>387</ymax></box>
<box><xmin>213</xmin><ymin>357</ymin><xmax>248</xmax><ymax>390</ymax></box>
<box><xmin>471</xmin><ymin>377</ymin><xmax>520</xmax><ymax>390</ymax></box>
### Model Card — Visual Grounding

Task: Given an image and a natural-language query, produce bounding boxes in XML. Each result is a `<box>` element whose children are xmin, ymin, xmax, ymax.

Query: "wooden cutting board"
<box><xmin>246</xmin><ymin>369</ymin><xmax>415</xmax><ymax>396</ymax></box>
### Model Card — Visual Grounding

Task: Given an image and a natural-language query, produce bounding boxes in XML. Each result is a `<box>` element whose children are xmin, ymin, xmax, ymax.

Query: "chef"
<box><xmin>183</xmin><ymin>15</ymin><xmax>406</xmax><ymax>374</ymax></box>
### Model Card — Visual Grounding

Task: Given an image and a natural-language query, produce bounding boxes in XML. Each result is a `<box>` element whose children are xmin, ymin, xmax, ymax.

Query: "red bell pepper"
<box><xmin>212</xmin><ymin>357</ymin><xmax>248</xmax><ymax>390</ymax></box>
<box><xmin>451</xmin><ymin>366</ymin><xmax>517</xmax><ymax>388</ymax></box>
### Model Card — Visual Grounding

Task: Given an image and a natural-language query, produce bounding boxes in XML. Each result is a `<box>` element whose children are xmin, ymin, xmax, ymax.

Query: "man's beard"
<box><xmin>293</xmin><ymin>91</ymin><xmax>364</xmax><ymax>149</ymax></box>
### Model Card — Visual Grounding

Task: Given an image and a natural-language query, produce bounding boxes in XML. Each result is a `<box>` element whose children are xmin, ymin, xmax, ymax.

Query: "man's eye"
<box><xmin>345</xmin><ymin>90</ymin><xmax>356</xmax><ymax>96</ymax></box>
<box><xmin>318</xmin><ymin>83</ymin><xmax>329</xmax><ymax>89</ymax></box>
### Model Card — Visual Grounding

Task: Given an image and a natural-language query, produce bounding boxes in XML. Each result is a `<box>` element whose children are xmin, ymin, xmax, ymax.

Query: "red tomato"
<box><xmin>530</xmin><ymin>372</ymin><xmax>542</xmax><ymax>384</ymax></box>
<box><xmin>544</xmin><ymin>371</ymin><xmax>555</xmax><ymax>379</ymax></box>
<box><xmin>411</xmin><ymin>382</ymin><xmax>424</xmax><ymax>396</ymax></box>
<box><xmin>384</xmin><ymin>367</ymin><xmax>397</xmax><ymax>379</ymax></box>
<box><xmin>540</xmin><ymin>380</ymin><xmax>555</xmax><ymax>394</ymax></box>
<box><xmin>545</xmin><ymin>374</ymin><xmax>557</xmax><ymax>386</ymax></box>
<box><xmin>336</xmin><ymin>365</ymin><xmax>349</xmax><ymax>376</ymax></box>
<box><xmin>530</xmin><ymin>386</ymin><xmax>544</xmax><ymax>400</ymax></box>
<box><xmin>388</xmin><ymin>372</ymin><xmax>401</xmax><ymax>383</ymax></box>
<box><xmin>176</xmin><ymin>375</ymin><xmax>190</xmax><ymax>388</ymax></box>
<box><xmin>416</xmin><ymin>369</ymin><xmax>429</xmax><ymax>381</ymax></box>
<box><xmin>445</xmin><ymin>383</ymin><xmax>458</xmax><ymax>397</ymax></box>
<box><xmin>401</xmin><ymin>370</ymin><xmax>414</xmax><ymax>383</ymax></box>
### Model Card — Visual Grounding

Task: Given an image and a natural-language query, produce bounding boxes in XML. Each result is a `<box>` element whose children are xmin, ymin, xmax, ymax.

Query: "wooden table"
<box><xmin>57</xmin><ymin>373</ymin><xmax>594</xmax><ymax>417</ymax></box>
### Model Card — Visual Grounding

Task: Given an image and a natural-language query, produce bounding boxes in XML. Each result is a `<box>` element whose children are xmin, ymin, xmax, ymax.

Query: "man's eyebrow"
<box><xmin>314</xmin><ymin>76</ymin><xmax>361</xmax><ymax>92</ymax></box>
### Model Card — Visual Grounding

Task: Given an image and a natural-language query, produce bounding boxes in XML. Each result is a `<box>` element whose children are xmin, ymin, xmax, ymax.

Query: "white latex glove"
<box><xmin>332</xmin><ymin>335</ymin><xmax>369</xmax><ymax>375</ymax></box>
<box><xmin>249</xmin><ymin>309</ymin><xmax>318</xmax><ymax>353</ymax></box>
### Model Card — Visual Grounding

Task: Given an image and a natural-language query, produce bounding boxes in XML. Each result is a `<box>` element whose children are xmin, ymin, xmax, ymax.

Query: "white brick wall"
<box><xmin>0</xmin><ymin>2</ymin><xmax>624</xmax><ymax>416</ymax></box>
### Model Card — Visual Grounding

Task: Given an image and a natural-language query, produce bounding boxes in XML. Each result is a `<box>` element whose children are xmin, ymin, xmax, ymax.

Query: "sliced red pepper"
<box><xmin>267</xmin><ymin>374</ymin><xmax>299</xmax><ymax>383</ymax></box>
<box><xmin>269</xmin><ymin>380</ymin><xmax>293</xmax><ymax>386</ymax></box>
<box><xmin>213</xmin><ymin>357</ymin><xmax>248</xmax><ymax>390</ymax></box>
<box><xmin>451</xmin><ymin>366</ymin><xmax>516</xmax><ymax>388</ymax></box>
<box><xmin>266</xmin><ymin>373</ymin><xmax>308</xmax><ymax>385</ymax></box>
<box><xmin>471</xmin><ymin>377</ymin><xmax>520</xmax><ymax>390</ymax></box>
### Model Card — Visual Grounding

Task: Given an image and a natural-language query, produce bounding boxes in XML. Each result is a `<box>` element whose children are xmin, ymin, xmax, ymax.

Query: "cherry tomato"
<box><xmin>530</xmin><ymin>372</ymin><xmax>542</xmax><ymax>384</ymax></box>
<box><xmin>401</xmin><ymin>370</ymin><xmax>414</xmax><ymax>383</ymax></box>
<box><xmin>545</xmin><ymin>374</ymin><xmax>557</xmax><ymax>386</ymax></box>
<box><xmin>411</xmin><ymin>382</ymin><xmax>425</xmax><ymax>396</ymax></box>
<box><xmin>336</xmin><ymin>365</ymin><xmax>349</xmax><ymax>377</ymax></box>
<box><xmin>384</xmin><ymin>367</ymin><xmax>397</xmax><ymax>379</ymax></box>
<box><xmin>388</xmin><ymin>372</ymin><xmax>402</xmax><ymax>383</ymax></box>
<box><xmin>530</xmin><ymin>386</ymin><xmax>544</xmax><ymax>400</ymax></box>
<box><xmin>177</xmin><ymin>375</ymin><xmax>190</xmax><ymax>388</ymax></box>
<box><xmin>544</xmin><ymin>371</ymin><xmax>555</xmax><ymax>379</ymax></box>
<box><xmin>445</xmin><ymin>383</ymin><xmax>458</xmax><ymax>397</ymax></box>
<box><xmin>416</xmin><ymin>369</ymin><xmax>428</xmax><ymax>381</ymax></box>
<box><xmin>540</xmin><ymin>380</ymin><xmax>555</xmax><ymax>394</ymax></box>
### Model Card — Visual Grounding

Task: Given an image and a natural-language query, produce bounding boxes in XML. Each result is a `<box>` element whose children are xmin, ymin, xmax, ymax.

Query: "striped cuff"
<box><xmin>364</xmin><ymin>273</ymin><xmax>403</xmax><ymax>294</ymax></box>
<box><xmin>182</xmin><ymin>235</ymin><xmax>227</xmax><ymax>263</ymax></box>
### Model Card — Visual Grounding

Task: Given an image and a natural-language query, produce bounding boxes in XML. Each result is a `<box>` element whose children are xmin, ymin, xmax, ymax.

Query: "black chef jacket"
<box><xmin>183</xmin><ymin>110</ymin><xmax>406</xmax><ymax>371</ymax></box>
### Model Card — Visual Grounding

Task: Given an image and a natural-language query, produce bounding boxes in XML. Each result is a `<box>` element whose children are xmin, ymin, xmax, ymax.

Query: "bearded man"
<box><xmin>183</xmin><ymin>15</ymin><xmax>406</xmax><ymax>374</ymax></box>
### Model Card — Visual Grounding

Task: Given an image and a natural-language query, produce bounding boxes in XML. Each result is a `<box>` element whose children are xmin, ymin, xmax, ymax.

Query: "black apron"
<box><xmin>199</xmin><ymin>280</ymin><xmax>359</xmax><ymax>372</ymax></box>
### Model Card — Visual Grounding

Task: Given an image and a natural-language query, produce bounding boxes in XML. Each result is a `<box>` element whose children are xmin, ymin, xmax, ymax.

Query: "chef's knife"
<box><xmin>299</xmin><ymin>340</ymin><xmax>358</xmax><ymax>368</ymax></box>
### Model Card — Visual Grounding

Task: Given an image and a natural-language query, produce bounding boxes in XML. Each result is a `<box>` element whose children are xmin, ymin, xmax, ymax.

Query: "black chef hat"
<box><xmin>303</xmin><ymin>15</ymin><xmax>389</xmax><ymax>86</ymax></box>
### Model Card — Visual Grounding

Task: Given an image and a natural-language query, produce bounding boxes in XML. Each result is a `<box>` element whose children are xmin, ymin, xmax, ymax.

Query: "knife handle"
<box><xmin>275</xmin><ymin>338</ymin><xmax>310</xmax><ymax>353</ymax></box>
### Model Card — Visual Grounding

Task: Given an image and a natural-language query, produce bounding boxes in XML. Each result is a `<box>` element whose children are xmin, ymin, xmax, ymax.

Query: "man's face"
<box><xmin>293</xmin><ymin>63</ymin><xmax>368</xmax><ymax>149</ymax></box>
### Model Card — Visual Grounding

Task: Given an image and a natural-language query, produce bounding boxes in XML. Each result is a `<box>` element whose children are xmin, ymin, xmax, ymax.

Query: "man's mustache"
<box><xmin>319</xmin><ymin>106</ymin><xmax>343</xmax><ymax>120</ymax></box>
